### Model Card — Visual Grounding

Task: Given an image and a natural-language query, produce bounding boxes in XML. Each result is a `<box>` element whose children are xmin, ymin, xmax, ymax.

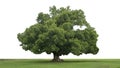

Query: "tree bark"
<box><xmin>52</xmin><ymin>53</ymin><xmax>63</xmax><ymax>62</ymax></box>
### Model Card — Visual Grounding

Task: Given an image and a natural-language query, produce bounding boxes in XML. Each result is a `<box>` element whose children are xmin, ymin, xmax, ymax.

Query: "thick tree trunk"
<box><xmin>52</xmin><ymin>53</ymin><xmax>63</xmax><ymax>62</ymax></box>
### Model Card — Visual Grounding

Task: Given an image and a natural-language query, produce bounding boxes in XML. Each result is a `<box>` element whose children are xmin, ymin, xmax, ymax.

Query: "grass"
<box><xmin>0</xmin><ymin>59</ymin><xmax>120</xmax><ymax>68</ymax></box>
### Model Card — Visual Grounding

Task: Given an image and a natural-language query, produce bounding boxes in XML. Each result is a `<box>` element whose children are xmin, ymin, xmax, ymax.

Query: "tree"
<box><xmin>17</xmin><ymin>6</ymin><xmax>99</xmax><ymax>62</ymax></box>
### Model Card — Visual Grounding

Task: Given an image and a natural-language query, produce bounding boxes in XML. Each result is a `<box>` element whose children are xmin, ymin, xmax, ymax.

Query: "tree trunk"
<box><xmin>52</xmin><ymin>53</ymin><xmax>63</xmax><ymax>62</ymax></box>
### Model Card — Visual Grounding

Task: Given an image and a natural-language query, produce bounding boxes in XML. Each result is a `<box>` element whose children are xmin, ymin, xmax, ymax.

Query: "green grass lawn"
<box><xmin>0</xmin><ymin>59</ymin><xmax>120</xmax><ymax>68</ymax></box>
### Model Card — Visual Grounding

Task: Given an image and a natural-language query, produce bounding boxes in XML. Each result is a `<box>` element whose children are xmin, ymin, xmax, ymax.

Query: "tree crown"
<box><xmin>17</xmin><ymin>6</ymin><xmax>99</xmax><ymax>57</ymax></box>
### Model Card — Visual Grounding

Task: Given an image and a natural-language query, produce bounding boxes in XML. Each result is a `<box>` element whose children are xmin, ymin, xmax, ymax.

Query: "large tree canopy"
<box><xmin>17</xmin><ymin>6</ymin><xmax>99</xmax><ymax>61</ymax></box>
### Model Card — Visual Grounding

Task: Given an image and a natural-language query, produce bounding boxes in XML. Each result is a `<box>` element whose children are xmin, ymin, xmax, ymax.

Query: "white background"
<box><xmin>0</xmin><ymin>0</ymin><xmax>120</xmax><ymax>59</ymax></box>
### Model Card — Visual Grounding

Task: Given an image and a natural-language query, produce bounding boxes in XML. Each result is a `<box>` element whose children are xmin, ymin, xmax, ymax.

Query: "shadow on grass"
<box><xmin>1</xmin><ymin>59</ymin><xmax>119</xmax><ymax>64</ymax></box>
<box><xmin>27</xmin><ymin>59</ymin><xmax>101</xmax><ymax>64</ymax></box>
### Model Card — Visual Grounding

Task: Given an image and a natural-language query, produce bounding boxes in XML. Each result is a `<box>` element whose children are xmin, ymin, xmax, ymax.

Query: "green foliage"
<box><xmin>17</xmin><ymin>6</ymin><xmax>99</xmax><ymax>57</ymax></box>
